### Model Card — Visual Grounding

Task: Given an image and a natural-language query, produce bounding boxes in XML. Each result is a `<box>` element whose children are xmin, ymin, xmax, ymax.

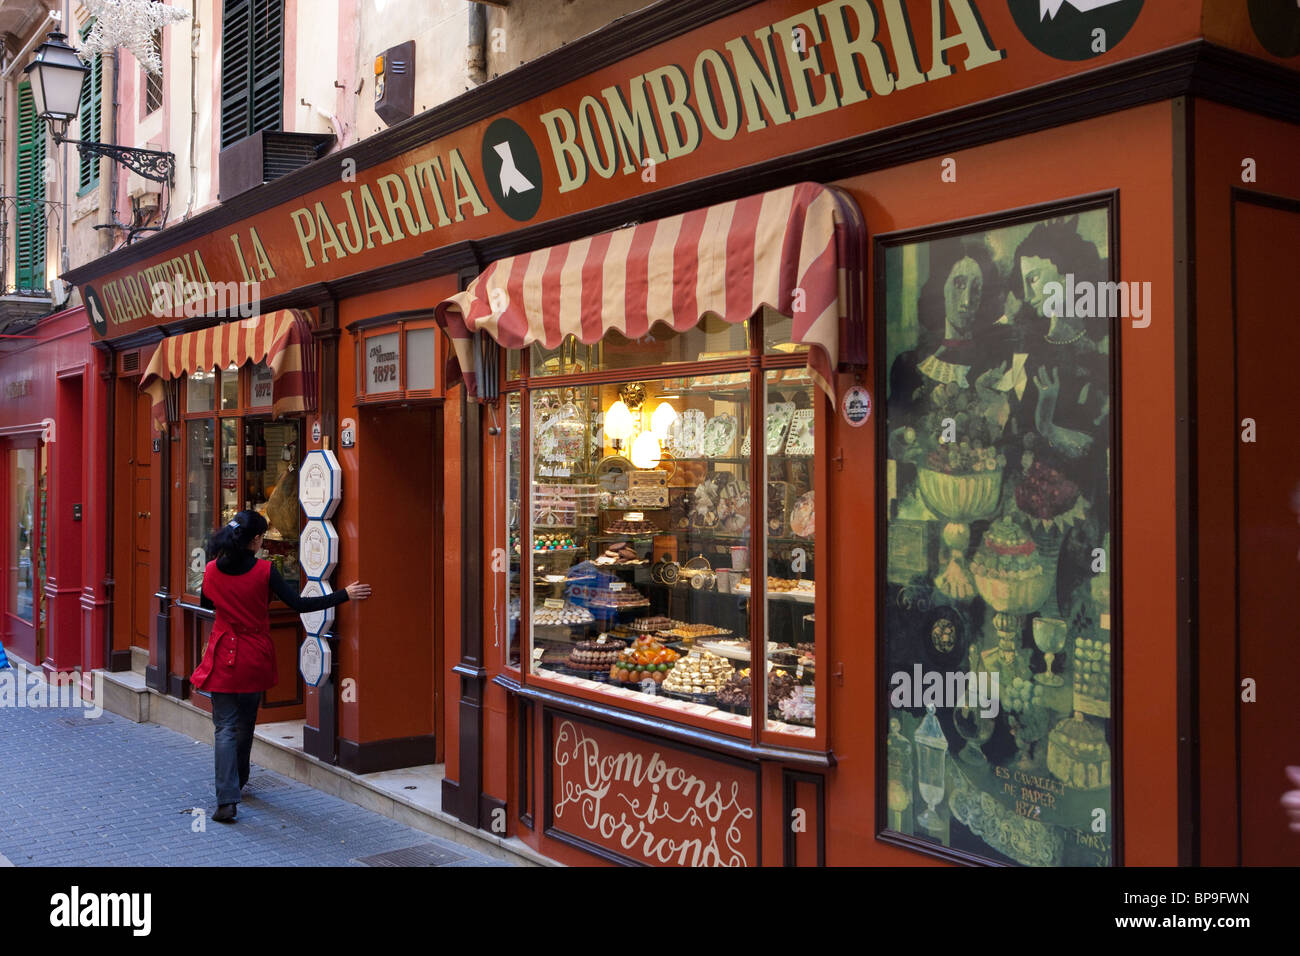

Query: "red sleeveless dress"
<box><xmin>191</xmin><ymin>558</ymin><xmax>278</xmax><ymax>693</ymax></box>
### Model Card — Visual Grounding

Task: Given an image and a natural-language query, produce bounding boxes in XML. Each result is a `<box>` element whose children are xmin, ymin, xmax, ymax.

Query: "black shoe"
<box><xmin>213</xmin><ymin>804</ymin><xmax>237</xmax><ymax>823</ymax></box>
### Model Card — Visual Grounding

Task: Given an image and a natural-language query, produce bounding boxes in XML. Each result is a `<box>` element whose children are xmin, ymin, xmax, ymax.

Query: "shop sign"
<box><xmin>549</xmin><ymin>715</ymin><xmax>759</xmax><ymax>867</ymax></box>
<box><xmin>249</xmin><ymin>364</ymin><xmax>274</xmax><ymax>407</ymax></box>
<box><xmin>299</xmin><ymin>633</ymin><xmax>332</xmax><ymax>687</ymax></box>
<box><xmin>72</xmin><ymin>0</ymin><xmax>1189</xmax><ymax>341</ymax></box>
<box><xmin>298</xmin><ymin>449</ymin><xmax>342</xmax><ymax>519</ymax></box>
<box><xmin>299</xmin><ymin>519</ymin><xmax>339</xmax><ymax>581</ymax></box>
<box><xmin>299</xmin><ymin>581</ymin><xmax>335</xmax><ymax>636</ymax></box>
<box><xmin>365</xmin><ymin>332</ymin><xmax>400</xmax><ymax>392</ymax></box>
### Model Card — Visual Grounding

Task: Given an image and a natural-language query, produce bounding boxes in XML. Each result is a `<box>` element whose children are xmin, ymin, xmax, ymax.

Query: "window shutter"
<box><xmin>78</xmin><ymin>24</ymin><xmax>102</xmax><ymax>191</ymax></box>
<box><xmin>16</xmin><ymin>81</ymin><xmax>46</xmax><ymax>291</ymax></box>
<box><xmin>222</xmin><ymin>0</ymin><xmax>282</xmax><ymax>149</ymax></box>
<box><xmin>220</xmin><ymin>0</ymin><xmax>252</xmax><ymax>148</ymax></box>
<box><xmin>249</xmin><ymin>0</ymin><xmax>284</xmax><ymax>135</ymax></box>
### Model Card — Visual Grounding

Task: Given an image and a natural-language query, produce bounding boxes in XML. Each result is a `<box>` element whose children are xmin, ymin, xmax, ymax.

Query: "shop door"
<box><xmin>1233</xmin><ymin>197</ymin><xmax>1300</xmax><ymax>865</ymax></box>
<box><xmin>131</xmin><ymin>390</ymin><xmax>152</xmax><ymax>650</ymax></box>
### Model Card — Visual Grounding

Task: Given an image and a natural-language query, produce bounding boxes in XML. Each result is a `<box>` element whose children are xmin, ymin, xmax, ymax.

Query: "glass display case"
<box><xmin>182</xmin><ymin>361</ymin><xmax>303</xmax><ymax>594</ymax></box>
<box><xmin>508</xmin><ymin>320</ymin><xmax>820</xmax><ymax>738</ymax></box>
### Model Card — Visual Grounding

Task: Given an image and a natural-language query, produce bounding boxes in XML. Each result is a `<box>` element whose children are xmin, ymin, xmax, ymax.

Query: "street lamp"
<box><xmin>24</xmin><ymin>31</ymin><xmax>176</xmax><ymax>185</ymax></box>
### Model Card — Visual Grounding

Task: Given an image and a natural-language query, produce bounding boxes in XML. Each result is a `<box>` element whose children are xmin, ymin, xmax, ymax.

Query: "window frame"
<box><xmin>220</xmin><ymin>0</ymin><xmax>285</xmax><ymax>149</ymax></box>
<box><xmin>505</xmin><ymin>309</ymin><xmax>829</xmax><ymax>753</ymax></box>
<box><xmin>181</xmin><ymin>361</ymin><xmax>304</xmax><ymax>601</ymax></box>
<box><xmin>143</xmin><ymin>28</ymin><xmax>164</xmax><ymax>116</ymax></box>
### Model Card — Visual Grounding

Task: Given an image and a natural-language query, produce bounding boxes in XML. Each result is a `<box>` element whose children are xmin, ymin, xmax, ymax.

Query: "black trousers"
<box><xmin>211</xmin><ymin>691</ymin><xmax>261</xmax><ymax>805</ymax></box>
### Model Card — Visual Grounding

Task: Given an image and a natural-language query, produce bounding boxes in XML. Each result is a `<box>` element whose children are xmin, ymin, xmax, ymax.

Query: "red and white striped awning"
<box><xmin>140</xmin><ymin>309</ymin><xmax>317</xmax><ymax>431</ymax></box>
<box><xmin>434</xmin><ymin>182</ymin><xmax>865</xmax><ymax>404</ymax></box>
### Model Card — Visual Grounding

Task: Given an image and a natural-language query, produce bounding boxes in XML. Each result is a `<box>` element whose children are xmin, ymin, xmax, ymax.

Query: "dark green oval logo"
<box><xmin>1008</xmin><ymin>0</ymin><xmax>1144</xmax><ymax>61</ymax></box>
<box><xmin>1248</xmin><ymin>0</ymin><xmax>1300</xmax><ymax>58</ymax></box>
<box><xmin>481</xmin><ymin>118</ymin><xmax>543</xmax><ymax>222</ymax></box>
<box><xmin>84</xmin><ymin>285</ymin><xmax>108</xmax><ymax>336</ymax></box>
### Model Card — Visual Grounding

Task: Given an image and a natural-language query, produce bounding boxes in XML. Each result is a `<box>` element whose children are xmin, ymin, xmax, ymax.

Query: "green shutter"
<box><xmin>16</xmin><ymin>80</ymin><xmax>46</xmax><ymax>292</ymax></box>
<box><xmin>78</xmin><ymin>23</ymin><xmax>102</xmax><ymax>193</ymax></box>
<box><xmin>222</xmin><ymin>0</ymin><xmax>282</xmax><ymax>149</ymax></box>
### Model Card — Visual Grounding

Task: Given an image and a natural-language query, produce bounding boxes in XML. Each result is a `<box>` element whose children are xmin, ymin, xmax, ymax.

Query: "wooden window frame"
<box><xmin>180</xmin><ymin>362</ymin><xmax>303</xmax><ymax>602</ymax></box>
<box><xmin>507</xmin><ymin>310</ymin><xmax>829</xmax><ymax>753</ymax></box>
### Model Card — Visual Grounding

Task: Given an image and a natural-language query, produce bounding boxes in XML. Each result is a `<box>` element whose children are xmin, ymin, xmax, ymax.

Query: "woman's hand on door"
<box><xmin>345</xmin><ymin>581</ymin><xmax>372</xmax><ymax>600</ymax></box>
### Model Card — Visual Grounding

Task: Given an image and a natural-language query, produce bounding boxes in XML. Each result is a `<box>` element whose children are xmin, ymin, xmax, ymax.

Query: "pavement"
<box><xmin>0</xmin><ymin>693</ymin><xmax>511</xmax><ymax>867</ymax></box>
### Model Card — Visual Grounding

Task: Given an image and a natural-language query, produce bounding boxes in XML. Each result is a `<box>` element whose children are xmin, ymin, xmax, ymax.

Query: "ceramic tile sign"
<box><xmin>842</xmin><ymin>385</ymin><xmax>872</xmax><ymax>427</ymax></box>
<box><xmin>298</xmin><ymin>449</ymin><xmax>342</xmax><ymax>520</ymax></box>
<box><xmin>299</xmin><ymin>633</ymin><xmax>332</xmax><ymax>688</ymax></box>
<box><xmin>299</xmin><ymin>519</ymin><xmax>339</xmax><ymax>581</ymax></box>
<box><xmin>299</xmin><ymin>580</ymin><xmax>335</xmax><ymax>636</ymax></box>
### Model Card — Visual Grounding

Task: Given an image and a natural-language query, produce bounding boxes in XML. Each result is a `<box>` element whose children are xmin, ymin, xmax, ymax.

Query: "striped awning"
<box><xmin>434</xmin><ymin>182</ymin><xmax>865</xmax><ymax>404</ymax></box>
<box><xmin>139</xmin><ymin>309</ymin><xmax>317</xmax><ymax>432</ymax></box>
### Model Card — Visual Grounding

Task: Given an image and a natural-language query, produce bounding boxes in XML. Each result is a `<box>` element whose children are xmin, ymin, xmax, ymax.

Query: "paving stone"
<box><xmin>0</xmin><ymin>701</ymin><xmax>509</xmax><ymax>868</ymax></box>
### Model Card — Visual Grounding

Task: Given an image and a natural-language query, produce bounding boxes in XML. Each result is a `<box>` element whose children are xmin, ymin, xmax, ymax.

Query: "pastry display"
<box><xmin>567</xmin><ymin>639</ymin><xmax>625</xmax><ymax>673</ymax></box>
<box><xmin>533</xmin><ymin>601</ymin><xmax>595</xmax><ymax>626</ymax></box>
<box><xmin>663</xmin><ymin>650</ymin><xmax>734</xmax><ymax>696</ymax></box>
<box><xmin>610</xmin><ymin>636</ymin><xmax>680</xmax><ymax>683</ymax></box>
<box><xmin>594</xmin><ymin>541</ymin><xmax>643</xmax><ymax>565</ymax></box>
<box><xmin>715</xmin><ymin>667</ymin><xmax>797</xmax><ymax>710</ymax></box>
<box><xmin>582</xmin><ymin>584</ymin><xmax>651</xmax><ymax>609</ymax></box>
<box><xmin>629</xmin><ymin>616</ymin><xmax>681</xmax><ymax>633</ymax></box>
<box><xmin>663</xmin><ymin>623</ymin><xmax>732</xmax><ymax>639</ymax></box>
<box><xmin>606</xmin><ymin>512</ymin><xmax>657</xmax><ymax>535</ymax></box>
<box><xmin>1047</xmin><ymin>714</ymin><xmax>1111</xmax><ymax>790</ymax></box>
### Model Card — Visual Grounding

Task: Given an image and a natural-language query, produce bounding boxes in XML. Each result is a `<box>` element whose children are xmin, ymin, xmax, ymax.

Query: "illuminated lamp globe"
<box><xmin>650</xmin><ymin>401</ymin><xmax>678</xmax><ymax>439</ymax></box>
<box><xmin>630</xmin><ymin>431</ymin><xmax>662</xmax><ymax>469</ymax></box>
<box><xmin>604</xmin><ymin>400</ymin><xmax>635</xmax><ymax>442</ymax></box>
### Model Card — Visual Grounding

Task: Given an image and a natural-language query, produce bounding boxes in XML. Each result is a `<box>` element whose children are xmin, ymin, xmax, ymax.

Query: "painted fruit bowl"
<box><xmin>916</xmin><ymin>465</ymin><xmax>1003</xmax><ymax>523</ymax></box>
<box><xmin>970</xmin><ymin>516</ymin><xmax>1052</xmax><ymax>614</ymax></box>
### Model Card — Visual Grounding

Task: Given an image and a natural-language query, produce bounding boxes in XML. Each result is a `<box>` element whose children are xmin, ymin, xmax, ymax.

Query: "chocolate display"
<box><xmin>662</xmin><ymin>650</ymin><xmax>733</xmax><ymax>696</ymax></box>
<box><xmin>568</xmin><ymin>639</ymin><xmax>625</xmax><ymax>672</ymax></box>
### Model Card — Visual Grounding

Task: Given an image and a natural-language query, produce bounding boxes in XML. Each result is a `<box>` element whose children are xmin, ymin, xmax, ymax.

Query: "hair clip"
<box><xmin>227</xmin><ymin>519</ymin><xmax>241</xmax><ymax>528</ymax></box>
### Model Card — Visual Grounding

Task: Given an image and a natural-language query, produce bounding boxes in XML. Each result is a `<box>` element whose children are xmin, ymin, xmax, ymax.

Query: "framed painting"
<box><xmin>875</xmin><ymin>195</ymin><xmax>1120</xmax><ymax>866</ymax></box>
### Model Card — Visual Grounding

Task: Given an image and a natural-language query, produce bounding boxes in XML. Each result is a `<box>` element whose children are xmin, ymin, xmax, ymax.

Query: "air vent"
<box><xmin>218</xmin><ymin>130</ymin><xmax>336</xmax><ymax>202</ymax></box>
<box><xmin>120</xmin><ymin>349</ymin><xmax>141</xmax><ymax>374</ymax></box>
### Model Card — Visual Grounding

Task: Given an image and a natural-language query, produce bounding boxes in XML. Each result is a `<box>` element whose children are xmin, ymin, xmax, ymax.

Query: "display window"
<box><xmin>8</xmin><ymin>447</ymin><xmax>36</xmax><ymax>622</ymax></box>
<box><xmin>508</xmin><ymin>313</ymin><xmax>823</xmax><ymax>742</ymax></box>
<box><xmin>182</xmin><ymin>361</ymin><xmax>303</xmax><ymax>594</ymax></box>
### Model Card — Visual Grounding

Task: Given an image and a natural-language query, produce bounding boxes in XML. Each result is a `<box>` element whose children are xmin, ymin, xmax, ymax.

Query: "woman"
<box><xmin>193</xmin><ymin>510</ymin><xmax>371</xmax><ymax>823</ymax></box>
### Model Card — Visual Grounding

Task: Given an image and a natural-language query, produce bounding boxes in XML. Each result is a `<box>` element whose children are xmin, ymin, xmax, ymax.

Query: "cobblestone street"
<box><xmin>0</xmin><ymin>700</ymin><xmax>508</xmax><ymax>868</ymax></box>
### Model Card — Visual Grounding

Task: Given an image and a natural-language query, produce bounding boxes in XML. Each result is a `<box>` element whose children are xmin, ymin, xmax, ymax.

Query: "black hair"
<box><xmin>915</xmin><ymin>236</ymin><xmax>1002</xmax><ymax>350</ymax></box>
<box><xmin>207</xmin><ymin>509</ymin><xmax>269</xmax><ymax>562</ymax></box>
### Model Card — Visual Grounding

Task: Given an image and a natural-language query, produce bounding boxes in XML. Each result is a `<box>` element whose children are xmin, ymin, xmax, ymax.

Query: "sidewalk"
<box><xmin>0</xmin><ymin>693</ymin><xmax>511</xmax><ymax>867</ymax></box>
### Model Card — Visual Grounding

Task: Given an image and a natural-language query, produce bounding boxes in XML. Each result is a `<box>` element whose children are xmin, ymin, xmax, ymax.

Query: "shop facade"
<box><xmin>0</xmin><ymin>305</ymin><xmax>109</xmax><ymax>684</ymax></box>
<box><xmin>64</xmin><ymin>0</ymin><xmax>1300</xmax><ymax>865</ymax></box>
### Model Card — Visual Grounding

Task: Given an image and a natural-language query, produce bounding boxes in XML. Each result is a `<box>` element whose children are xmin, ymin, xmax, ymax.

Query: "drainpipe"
<box><xmin>467</xmin><ymin>2</ymin><xmax>486</xmax><ymax>88</ymax></box>
<box><xmin>184</xmin><ymin>0</ymin><xmax>198</xmax><ymax>219</ymax></box>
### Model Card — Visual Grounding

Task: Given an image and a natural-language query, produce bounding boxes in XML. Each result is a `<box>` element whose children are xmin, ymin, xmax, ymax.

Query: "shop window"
<box><xmin>8</xmin><ymin>448</ymin><xmax>35</xmax><ymax>622</ymax></box>
<box><xmin>182</xmin><ymin>361</ymin><xmax>302</xmax><ymax>594</ymax></box>
<box><xmin>511</xmin><ymin>319</ymin><xmax>819</xmax><ymax>739</ymax></box>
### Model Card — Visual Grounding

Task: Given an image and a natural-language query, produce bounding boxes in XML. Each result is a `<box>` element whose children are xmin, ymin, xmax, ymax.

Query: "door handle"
<box><xmin>138</xmin><ymin>511</ymin><xmax>151</xmax><ymax>519</ymax></box>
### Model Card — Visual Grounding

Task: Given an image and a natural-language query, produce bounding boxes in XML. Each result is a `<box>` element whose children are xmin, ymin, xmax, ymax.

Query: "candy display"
<box><xmin>662</xmin><ymin>650</ymin><xmax>734</xmax><ymax>696</ymax></box>
<box><xmin>662</xmin><ymin>623</ymin><xmax>732</xmax><ymax>639</ymax></box>
<box><xmin>777</xmin><ymin>691</ymin><xmax>816</xmax><ymax>725</ymax></box>
<box><xmin>582</xmin><ymin>584</ymin><xmax>651</xmax><ymax>609</ymax></box>
<box><xmin>606</xmin><ymin>512</ymin><xmax>658</xmax><ymax>535</ymax></box>
<box><xmin>715</xmin><ymin>667</ymin><xmax>797</xmax><ymax>711</ymax></box>
<box><xmin>629</xmin><ymin>616</ymin><xmax>681</xmax><ymax>633</ymax></box>
<box><xmin>567</xmin><ymin>639</ymin><xmax>625</xmax><ymax>673</ymax></box>
<box><xmin>610</xmin><ymin>636</ymin><xmax>680</xmax><ymax>683</ymax></box>
<box><xmin>594</xmin><ymin>541</ymin><xmax>643</xmax><ymax>565</ymax></box>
